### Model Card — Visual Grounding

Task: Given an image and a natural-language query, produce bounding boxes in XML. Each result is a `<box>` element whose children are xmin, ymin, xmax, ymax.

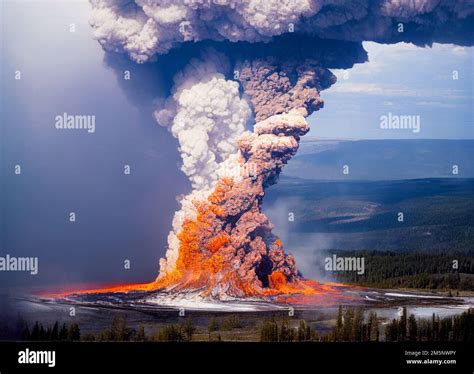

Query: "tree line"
<box><xmin>3</xmin><ymin>308</ymin><xmax>473</xmax><ymax>342</ymax></box>
<box><xmin>259</xmin><ymin>307</ymin><xmax>474</xmax><ymax>342</ymax></box>
<box><xmin>260</xmin><ymin>307</ymin><xmax>380</xmax><ymax>342</ymax></box>
<box><xmin>0</xmin><ymin>314</ymin><xmax>245</xmax><ymax>342</ymax></box>
<box><xmin>18</xmin><ymin>321</ymin><xmax>80</xmax><ymax>341</ymax></box>
<box><xmin>325</xmin><ymin>250</ymin><xmax>474</xmax><ymax>290</ymax></box>
<box><xmin>385</xmin><ymin>307</ymin><xmax>474</xmax><ymax>342</ymax></box>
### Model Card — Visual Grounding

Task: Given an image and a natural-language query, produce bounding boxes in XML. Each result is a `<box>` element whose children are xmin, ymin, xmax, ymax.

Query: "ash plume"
<box><xmin>236</xmin><ymin>57</ymin><xmax>336</xmax><ymax>122</ymax></box>
<box><xmin>89</xmin><ymin>0</ymin><xmax>473</xmax><ymax>63</ymax></box>
<box><xmin>147</xmin><ymin>38</ymin><xmax>350</xmax><ymax>296</ymax></box>
<box><xmin>151</xmin><ymin>51</ymin><xmax>343</xmax><ymax>298</ymax></box>
<box><xmin>153</xmin><ymin>50</ymin><xmax>252</xmax><ymax>276</ymax></box>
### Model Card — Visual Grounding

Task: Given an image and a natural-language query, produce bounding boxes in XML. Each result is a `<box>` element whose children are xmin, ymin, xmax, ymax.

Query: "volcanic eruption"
<box><xmin>55</xmin><ymin>0</ymin><xmax>474</xmax><ymax>305</ymax></box>
<box><xmin>152</xmin><ymin>51</ymin><xmax>340</xmax><ymax>299</ymax></box>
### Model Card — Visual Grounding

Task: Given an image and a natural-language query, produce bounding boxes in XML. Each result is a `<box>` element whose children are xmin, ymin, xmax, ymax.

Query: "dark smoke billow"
<box><xmin>90</xmin><ymin>0</ymin><xmax>474</xmax><ymax>63</ymax></box>
<box><xmin>68</xmin><ymin>0</ymin><xmax>473</xmax><ymax>302</ymax></box>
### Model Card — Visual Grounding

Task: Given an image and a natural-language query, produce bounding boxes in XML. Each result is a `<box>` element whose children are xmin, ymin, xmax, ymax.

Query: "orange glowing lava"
<box><xmin>47</xmin><ymin>176</ymin><xmax>353</xmax><ymax>305</ymax></box>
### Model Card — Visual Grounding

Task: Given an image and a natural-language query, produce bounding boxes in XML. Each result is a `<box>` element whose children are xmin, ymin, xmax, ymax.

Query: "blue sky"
<box><xmin>310</xmin><ymin>42</ymin><xmax>474</xmax><ymax>139</ymax></box>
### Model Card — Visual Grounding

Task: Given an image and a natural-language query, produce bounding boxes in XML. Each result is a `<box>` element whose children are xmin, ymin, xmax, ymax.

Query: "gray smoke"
<box><xmin>89</xmin><ymin>0</ymin><xmax>474</xmax><ymax>63</ymax></box>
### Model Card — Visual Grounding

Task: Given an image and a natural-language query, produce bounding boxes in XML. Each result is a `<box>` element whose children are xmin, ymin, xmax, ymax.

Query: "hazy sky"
<box><xmin>1</xmin><ymin>0</ymin><xmax>472</xmax><ymax>289</ymax></box>
<box><xmin>310</xmin><ymin>41</ymin><xmax>474</xmax><ymax>139</ymax></box>
<box><xmin>1</xmin><ymin>0</ymin><xmax>189</xmax><ymax>289</ymax></box>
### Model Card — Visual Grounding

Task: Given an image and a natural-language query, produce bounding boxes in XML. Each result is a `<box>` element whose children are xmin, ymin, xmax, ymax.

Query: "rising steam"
<box><xmin>153</xmin><ymin>51</ymin><xmax>252</xmax><ymax>276</ymax></box>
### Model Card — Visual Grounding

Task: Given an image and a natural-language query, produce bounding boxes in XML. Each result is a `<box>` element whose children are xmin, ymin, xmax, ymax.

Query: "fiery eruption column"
<box><xmin>152</xmin><ymin>53</ymin><xmax>342</xmax><ymax>300</ymax></box>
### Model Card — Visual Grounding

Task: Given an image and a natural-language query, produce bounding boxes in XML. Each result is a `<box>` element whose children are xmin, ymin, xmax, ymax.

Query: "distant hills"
<box><xmin>264</xmin><ymin>177</ymin><xmax>474</xmax><ymax>262</ymax></box>
<box><xmin>285</xmin><ymin>139</ymin><xmax>474</xmax><ymax>180</ymax></box>
<box><xmin>263</xmin><ymin>139</ymin><xmax>474</xmax><ymax>266</ymax></box>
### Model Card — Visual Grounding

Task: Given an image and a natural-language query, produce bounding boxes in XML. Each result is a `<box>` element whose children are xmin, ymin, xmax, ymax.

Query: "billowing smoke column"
<box><xmin>78</xmin><ymin>0</ymin><xmax>473</xmax><ymax>301</ymax></box>
<box><xmin>153</xmin><ymin>51</ymin><xmax>252</xmax><ymax>277</ymax></box>
<box><xmin>151</xmin><ymin>50</ymin><xmax>339</xmax><ymax>299</ymax></box>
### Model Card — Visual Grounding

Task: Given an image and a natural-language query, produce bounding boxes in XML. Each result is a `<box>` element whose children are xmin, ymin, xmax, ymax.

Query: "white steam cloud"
<box><xmin>153</xmin><ymin>51</ymin><xmax>251</xmax><ymax>276</ymax></box>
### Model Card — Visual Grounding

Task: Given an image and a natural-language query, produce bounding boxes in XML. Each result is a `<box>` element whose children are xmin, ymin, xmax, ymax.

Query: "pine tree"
<box><xmin>51</xmin><ymin>322</ymin><xmax>59</xmax><ymax>341</ymax></box>
<box><xmin>182</xmin><ymin>317</ymin><xmax>196</xmax><ymax>341</ymax></box>
<box><xmin>45</xmin><ymin>326</ymin><xmax>52</xmax><ymax>340</ymax></box>
<box><xmin>399</xmin><ymin>307</ymin><xmax>407</xmax><ymax>341</ymax></box>
<box><xmin>15</xmin><ymin>315</ymin><xmax>28</xmax><ymax>340</ymax></box>
<box><xmin>408</xmin><ymin>314</ymin><xmax>417</xmax><ymax>341</ymax></box>
<box><xmin>342</xmin><ymin>308</ymin><xmax>354</xmax><ymax>341</ymax></box>
<box><xmin>31</xmin><ymin>322</ymin><xmax>40</xmax><ymax>341</ymax></box>
<box><xmin>153</xmin><ymin>325</ymin><xmax>182</xmax><ymax>342</ymax></box>
<box><xmin>279</xmin><ymin>321</ymin><xmax>289</xmax><ymax>342</ymax></box>
<box><xmin>260</xmin><ymin>320</ymin><xmax>276</xmax><ymax>342</ymax></box>
<box><xmin>367</xmin><ymin>312</ymin><xmax>379</xmax><ymax>342</ymax></box>
<box><xmin>336</xmin><ymin>305</ymin><xmax>343</xmax><ymax>340</ymax></box>
<box><xmin>136</xmin><ymin>324</ymin><xmax>146</xmax><ymax>341</ymax></box>
<box><xmin>59</xmin><ymin>323</ymin><xmax>68</xmax><ymax>340</ymax></box>
<box><xmin>297</xmin><ymin>320</ymin><xmax>311</xmax><ymax>341</ymax></box>
<box><xmin>21</xmin><ymin>325</ymin><xmax>30</xmax><ymax>340</ymax></box>
<box><xmin>110</xmin><ymin>315</ymin><xmax>129</xmax><ymax>341</ymax></box>
<box><xmin>385</xmin><ymin>319</ymin><xmax>398</xmax><ymax>341</ymax></box>
<box><xmin>68</xmin><ymin>323</ymin><xmax>80</xmax><ymax>341</ymax></box>
<box><xmin>208</xmin><ymin>317</ymin><xmax>219</xmax><ymax>341</ymax></box>
<box><xmin>38</xmin><ymin>324</ymin><xmax>46</xmax><ymax>341</ymax></box>
<box><xmin>352</xmin><ymin>307</ymin><xmax>364</xmax><ymax>341</ymax></box>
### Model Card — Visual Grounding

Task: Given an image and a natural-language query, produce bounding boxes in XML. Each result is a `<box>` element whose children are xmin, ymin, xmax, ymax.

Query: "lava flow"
<box><xmin>50</xmin><ymin>110</ymin><xmax>353</xmax><ymax>304</ymax></box>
